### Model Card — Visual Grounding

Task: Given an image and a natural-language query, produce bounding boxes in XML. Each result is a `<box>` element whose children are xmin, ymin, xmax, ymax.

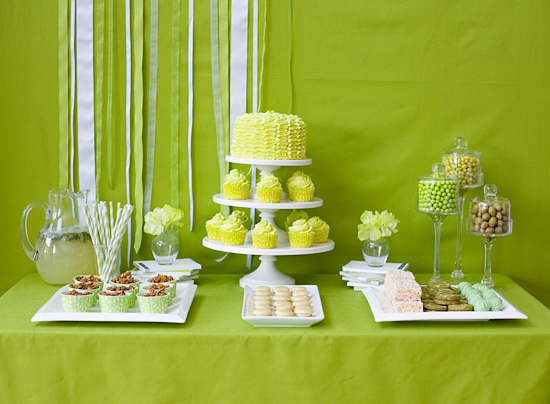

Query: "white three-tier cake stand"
<box><xmin>202</xmin><ymin>156</ymin><xmax>335</xmax><ymax>288</ymax></box>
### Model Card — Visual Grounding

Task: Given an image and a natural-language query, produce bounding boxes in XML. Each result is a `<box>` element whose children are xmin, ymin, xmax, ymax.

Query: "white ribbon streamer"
<box><xmin>188</xmin><ymin>0</ymin><xmax>195</xmax><ymax>231</ymax></box>
<box><xmin>229</xmin><ymin>0</ymin><xmax>249</xmax><ymax>140</ymax></box>
<box><xmin>248</xmin><ymin>0</ymin><xmax>259</xmax><ymax>270</ymax></box>
<box><xmin>144</xmin><ymin>0</ymin><xmax>159</xmax><ymax>216</ymax></box>
<box><xmin>69</xmin><ymin>0</ymin><xmax>76</xmax><ymax>191</ymax></box>
<box><xmin>252</xmin><ymin>0</ymin><xmax>259</xmax><ymax>113</ymax></box>
<box><xmin>76</xmin><ymin>0</ymin><xmax>96</xmax><ymax>202</ymax></box>
<box><xmin>125</xmin><ymin>0</ymin><xmax>132</xmax><ymax>265</ymax></box>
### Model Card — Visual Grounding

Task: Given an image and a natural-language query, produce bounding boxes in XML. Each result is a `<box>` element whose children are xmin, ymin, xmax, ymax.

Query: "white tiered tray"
<box><xmin>203</xmin><ymin>155</ymin><xmax>334</xmax><ymax>288</ymax></box>
<box><xmin>203</xmin><ymin>237</ymin><xmax>334</xmax><ymax>287</ymax></box>
<box><xmin>203</xmin><ymin>237</ymin><xmax>334</xmax><ymax>256</ymax></box>
<box><xmin>213</xmin><ymin>194</ymin><xmax>323</xmax><ymax>210</ymax></box>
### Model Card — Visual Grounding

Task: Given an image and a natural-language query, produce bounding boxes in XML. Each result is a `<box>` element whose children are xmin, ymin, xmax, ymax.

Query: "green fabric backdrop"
<box><xmin>1</xmin><ymin>1</ymin><xmax>549</xmax><ymax>307</ymax></box>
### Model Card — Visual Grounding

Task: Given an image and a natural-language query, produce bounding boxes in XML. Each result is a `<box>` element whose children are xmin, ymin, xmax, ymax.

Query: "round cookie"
<box><xmin>292</xmin><ymin>300</ymin><xmax>311</xmax><ymax>307</ymax></box>
<box><xmin>272</xmin><ymin>295</ymin><xmax>290</xmax><ymax>302</ymax></box>
<box><xmin>273</xmin><ymin>300</ymin><xmax>293</xmax><ymax>310</ymax></box>
<box><xmin>291</xmin><ymin>290</ymin><xmax>309</xmax><ymax>297</ymax></box>
<box><xmin>273</xmin><ymin>286</ymin><xmax>290</xmax><ymax>294</ymax></box>
<box><xmin>254</xmin><ymin>290</ymin><xmax>271</xmax><ymax>297</ymax></box>
<box><xmin>423</xmin><ymin>302</ymin><xmax>448</xmax><ymax>311</ymax></box>
<box><xmin>275</xmin><ymin>309</ymin><xmax>294</xmax><ymax>317</ymax></box>
<box><xmin>254</xmin><ymin>304</ymin><xmax>272</xmax><ymax>311</ymax></box>
<box><xmin>291</xmin><ymin>295</ymin><xmax>310</xmax><ymax>302</ymax></box>
<box><xmin>254</xmin><ymin>286</ymin><xmax>271</xmax><ymax>293</ymax></box>
<box><xmin>291</xmin><ymin>286</ymin><xmax>307</xmax><ymax>293</ymax></box>
<box><xmin>448</xmin><ymin>304</ymin><xmax>474</xmax><ymax>311</ymax></box>
<box><xmin>253</xmin><ymin>308</ymin><xmax>272</xmax><ymax>316</ymax></box>
<box><xmin>435</xmin><ymin>293</ymin><xmax>461</xmax><ymax>301</ymax></box>
<box><xmin>295</xmin><ymin>306</ymin><xmax>313</xmax><ymax>317</ymax></box>
<box><xmin>427</xmin><ymin>279</ymin><xmax>450</xmax><ymax>289</ymax></box>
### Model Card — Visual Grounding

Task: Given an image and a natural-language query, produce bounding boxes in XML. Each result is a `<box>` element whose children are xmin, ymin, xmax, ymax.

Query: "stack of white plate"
<box><xmin>340</xmin><ymin>261</ymin><xmax>409</xmax><ymax>291</ymax></box>
<box><xmin>132</xmin><ymin>258</ymin><xmax>201</xmax><ymax>283</ymax></box>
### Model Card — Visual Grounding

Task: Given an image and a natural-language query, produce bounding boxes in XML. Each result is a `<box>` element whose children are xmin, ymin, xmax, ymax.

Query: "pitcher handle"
<box><xmin>21</xmin><ymin>201</ymin><xmax>49</xmax><ymax>262</ymax></box>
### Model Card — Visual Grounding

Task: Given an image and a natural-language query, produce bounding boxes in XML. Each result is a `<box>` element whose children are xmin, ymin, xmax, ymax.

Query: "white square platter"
<box><xmin>363</xmin><ymin>285</ymin><xmax>527</xmax><ymax>322</ymax></box>
<box><xmin>241</xmin><ymin>284</ymin><xmax>325</xmax><ymax>327</ymax></box>
<box><xmin>31</xmin><ymin>283</ymin><xmax>197</xmax><ymax>324</ymax></box>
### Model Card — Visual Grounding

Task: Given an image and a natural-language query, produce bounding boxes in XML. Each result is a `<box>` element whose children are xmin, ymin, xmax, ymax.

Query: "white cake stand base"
<box><xmin>239</xmin><ymin>256</ymin><xmax>295</xmax><ymax>288</ymax></box>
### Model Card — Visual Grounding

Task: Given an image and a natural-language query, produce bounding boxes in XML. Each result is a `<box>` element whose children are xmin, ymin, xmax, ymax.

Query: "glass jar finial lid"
<box><xmin>441</xmin><ymin>136</ymin><xmax>483</xmax><ymax>188</ymax></box>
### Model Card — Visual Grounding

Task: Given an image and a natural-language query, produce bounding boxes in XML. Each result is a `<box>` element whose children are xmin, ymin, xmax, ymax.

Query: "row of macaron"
<box><xmin>223</xmin><ymin>169</ymin><xmax>316</xmax><ymax>202</ymax></box>
<box><xmin>61</xmin><ymin>273</ymin><xmax>178</xmax><ymax>314</ymax></box>
<box><xmin>252</xmin><ymin>285</ymin><xmax>314</xmax><ymax>317</ymax></box>
<box><xmin>206</xmin><ymin>209</ymin><xmax>330</xmax><ymax>248</ymax></box>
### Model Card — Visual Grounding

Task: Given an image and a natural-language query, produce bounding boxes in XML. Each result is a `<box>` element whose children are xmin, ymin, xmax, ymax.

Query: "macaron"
<box><xmin>253</xmin><ymin>308</ymin><xmax>272</xmax><ymax>316</ymax></box>
<box><xmin>294</xmin><ymin>306</ymin><xmax>313</xmax><ymax>317</ymax></box>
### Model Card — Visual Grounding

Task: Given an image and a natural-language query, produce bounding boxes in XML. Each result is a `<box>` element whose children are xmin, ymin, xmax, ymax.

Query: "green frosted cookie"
<box><xmin>435</xmin><ymin>293</ymin><xmax>461</xmax><ymax>301</ymax></box>
<box><xmin>448</xmin><ymin>304</ymin><xmax>474</xmax><ymax>311</ymax></box>
<box><xmin>423</xmin><ymin>302</ymin><xmax>448</xmax><ymax>311</ymax></box>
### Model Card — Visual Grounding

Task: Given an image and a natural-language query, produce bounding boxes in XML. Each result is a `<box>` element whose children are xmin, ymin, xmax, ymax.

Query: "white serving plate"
<box><xmin>242</xmin><ymin>284</ymin><xmax>325</xmax><ymax>327</ymax></box>
<box><xmin>203</xmin><ymin>237</ymin><xmax>334</xmax><ymax>256</ymax></box>
<box><xmin>31</xmin><ymin>283</ymin><xmax>197</xmax><ymax>324</ymax></box>
<box><xmin>363</xmin><ymin>285</ymin><xmax>527</xmax><ymax>322</ymax></box>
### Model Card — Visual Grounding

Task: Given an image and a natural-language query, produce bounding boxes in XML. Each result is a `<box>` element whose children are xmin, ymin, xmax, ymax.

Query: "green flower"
<box><xmin>378</xmin><ymin>210</ymin><xmax>399</xmax><ymax>237</ymax></box>
<box><xmin>162</xmin><ymin>204</ymin><xmax>184</xmax><ymax>228</ymax></box>
<box><xmin>144</xmin><ymin>205</ymin><xmax>184</xmax><ymax>235</ymax></box>
<box><xmin>358</xmin><ymin>210</ymin><xmax>398</xmax><ymax>241</ymax></box>
<box><xmin>144</xmin><ymin>212</ymin><xmax>164</xmax><ymax>236</ymax></box>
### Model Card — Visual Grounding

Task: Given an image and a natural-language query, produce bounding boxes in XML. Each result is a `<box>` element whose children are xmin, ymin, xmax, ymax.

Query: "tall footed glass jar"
<box><xmin>416</xmin><ymin>163</ymin><xmax>460</xmax><ymax>281</ymax></box>
<box><xmin>442</xmin><ymin>136</ymin><xmax>484</xmax><ymax>283</ymax></box>
<box><xmin>152</xmin><ymin>225</ymin><xmax>180</xmax><ymax>265</ymax></box>
<box><xmin>466</xmin><ymin>184</ymin><xmax>512</xmax><ymax>292</ymax></box>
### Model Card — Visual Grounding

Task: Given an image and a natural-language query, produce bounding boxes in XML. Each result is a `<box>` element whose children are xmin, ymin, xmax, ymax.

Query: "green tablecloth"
<box><xmin>1</xmin><ymin>274</ymin><xmax>549</xmax><ymax>403</ymax></box>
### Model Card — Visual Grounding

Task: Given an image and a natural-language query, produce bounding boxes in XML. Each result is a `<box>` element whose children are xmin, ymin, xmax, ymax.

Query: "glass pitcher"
<box><xmin>21</xmin><ymin>189</ymin><xmax>97</xmax><ymax>284</ymax></box>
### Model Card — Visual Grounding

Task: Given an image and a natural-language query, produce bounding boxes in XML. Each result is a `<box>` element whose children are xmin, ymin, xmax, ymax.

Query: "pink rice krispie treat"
<box><xmin>385</xmin><ymin>278</ymin><xmax>422</xmax><ymax>301</ymax></box>
<box><xmin>391</xmin><ymin>300</ymin><xmax>423</xmax><ymax>313</ymax></box>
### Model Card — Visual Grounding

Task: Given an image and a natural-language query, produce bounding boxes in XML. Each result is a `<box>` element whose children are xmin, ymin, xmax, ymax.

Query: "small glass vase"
<box><xmin>362</xmin><ymin>238</ymin><xmax>390</xmax><ymax>267</ymax></box>
<box><xmin>152</xmin><ymin>226</ymin><xmax>179</xmax><ymax>265</ymax></box>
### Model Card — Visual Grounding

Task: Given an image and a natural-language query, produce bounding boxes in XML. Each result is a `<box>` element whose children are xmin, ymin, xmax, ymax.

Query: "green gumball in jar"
<box><xmin>416</xmin><ymin>163</ymin><xmax>460</xmax><ymax>215</ymax></box>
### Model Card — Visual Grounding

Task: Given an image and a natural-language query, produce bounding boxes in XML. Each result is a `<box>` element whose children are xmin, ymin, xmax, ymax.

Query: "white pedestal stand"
<box><xmin>203</xmin><ymin>157</ymin><xmax>334</xmax><ymax>288</ymax></box>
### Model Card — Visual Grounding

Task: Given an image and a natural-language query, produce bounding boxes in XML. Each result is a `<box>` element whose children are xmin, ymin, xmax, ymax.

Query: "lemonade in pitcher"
<box><xmin>21</xmin><ymin>189</ymin><xmax>97</xmax><ymax>284</ymax></box>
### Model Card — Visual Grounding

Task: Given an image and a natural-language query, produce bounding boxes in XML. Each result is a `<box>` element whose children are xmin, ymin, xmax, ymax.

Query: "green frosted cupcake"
<box><xmin>98</xmin><ymin>291</ymin><xmax>132</xmax><ymax>313</ymax></box>
<box><xmin>251</xmin><ymin>220</ymin><xmax>278</xmax><ymax>249</ymax></box>
<box><xmin>307</xmin><ymin>216</ymin><xmax>330</xmax><ymax>243</ymax></box>
<box><xmin>285</xmin><ymin>209</ymin><xmax>308</xmax><ymax>231</ymax></box>
<box><xmin>288</xmin><ymin>219</ymin><xmax>315</xmax><ymax>248</ymax></box>
<box><xmin>219</xmin><ymin>217</ymin><xmax>248</xmax><ymax>245</ymax></box>
<box><xmin>257</xmin><ymin>174</ymin><xmax>283</xmax><ymax>203</ymax></box>
<box><xmin>205</xmin><ymin>212</ymin><xmax>226</xmax><ymax>240</ymax></box>
<box><xmin>228</xmin><ymin>209</ymin><xmax>252</xmax><ymax>230</ymax></box>
<box><xmin>287</xmin><ymin>171</ymin><xmax>315</xmax><ymax>202</ymax></box>
<box><xmin>223</xmin><ymin>169</ymin><xmax>250</xmax><ymax>200</ymax></box>
<box><xmin>61</xmin><ymin>289</ymin><xmax>96</xmax><ymax>312</ymax></box>
<box><xmin>137</xmin><ymin>290</ymin><xmax>171</xmax><ymax>314</ymax></box>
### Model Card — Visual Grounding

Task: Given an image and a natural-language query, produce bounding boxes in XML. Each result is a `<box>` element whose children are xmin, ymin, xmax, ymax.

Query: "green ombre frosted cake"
<box><xmin>231</xmin><ymin>111</ymin><xmax>307</xmax><ymax>160</ymax></box>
